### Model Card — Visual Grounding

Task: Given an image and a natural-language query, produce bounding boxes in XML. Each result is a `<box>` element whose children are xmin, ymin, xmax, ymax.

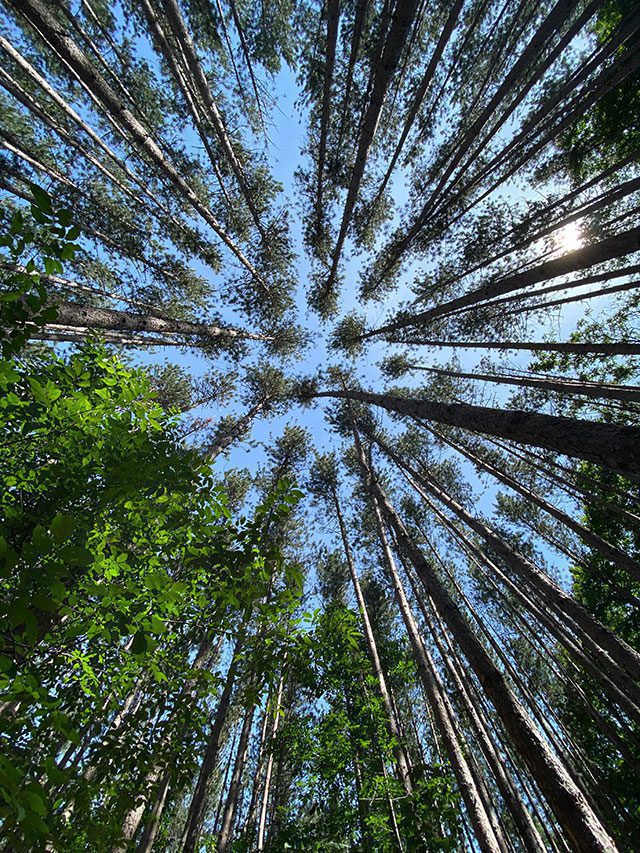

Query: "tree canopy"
<box><xmin>1</xmin><ymin>0</ymin><xmax>640</xmax><ymax>849</ymax></box>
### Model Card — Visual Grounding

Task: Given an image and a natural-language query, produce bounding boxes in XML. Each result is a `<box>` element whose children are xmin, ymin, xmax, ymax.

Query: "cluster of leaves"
<box><xmin>0</xmin><ymin>338</ymin><xmax>303</xmax><ymax>849</ymax></box>
<box><xmin>559</xmin><ymin>0</ymin><xmax>640</xmax><ymax>179</ymax></box>
<box><xmin>261</xmin><ymin>603</ymin><xmax>460</xmax><ymax>851</ymax></box>
<box><xmin>0</xmin><ymin>185</ymin><xmax>80</xmax><ymax>357</ymax></box>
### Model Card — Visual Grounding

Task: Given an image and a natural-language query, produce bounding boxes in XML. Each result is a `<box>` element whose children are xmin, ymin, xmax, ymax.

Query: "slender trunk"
<box><xmin>428</xmin><ymin>149</ymin><xmax>640</xmax><ymax>301</ymax></box>
<box><xmin>138</xmin><ymin>0</ymin><xmax>236</xmax><ymax>210</ymax></box>
<box><xmin>366</xmin><ymin>428</ymin><xmax>640</xmax><ymax>704</ymax></box>
<box><xmin>226</xmin><ymin>0</ymin><xmax>267</xmax><ymax>136</ymax></box>
<box><xmin>5</xmin><ymin>0</ymin><xmax>267</xmax><ymax>288</ymax></box>
<box><xmin>312</xmin><ymin>387</ymin><xmax>640</xmax><ymax>479</ymax></box>
<box><xmin>256</xmin><ymin>669</ymin><xmax>285</xmax><ymax>851</ymax></box>
<box><xmin>407</xmin><ymin>363</ymin><xmax>640</xmax><ymax>404</ymax></box>
<box><xmin>0</xmin><ymin>38</ymin><xmax>202</xmax><ymax>243</ymax></box>
<box><xmin>372</xmin><ymin>224</ymin><xmax>640</xmax><ymax>336</ymax></box>
<box><xmin>206</xmin><ymin>397</ymin><xmax>269</xmax><ymax>461</ymax></box>
<box><xmin>315</xmin><ymin>0</ymin><xmax>340</xmax><ymax>225</ymax></box>
<box><xmin>370</xmin><ymin>0</ymin><xmax>465</xmax><ymax>208</ymax></box>
<box><xmin>159</xmin><ymin>0</ymin><xmax>265</xmax><ymax>237</ymax></box>
<box><xmin>135</xmin><ymin>770</ymin><xmax>171</xmax><ymax>853</ymax></box>
<box><xmin>431</xmin><ymin>426</ymin><xmax>640</xmax><ymax>581</ymax></box>
<box><xmin>180</xmin><ymin>630</ymin><xmax>246</xmax><ymax>852</ymax></box>
<box><xmin>120</xmin><ymin>638</ymin><xmax>219</xmax><ymax>849</ymax></box>
<box><xmin>335</xmin><ymin>0</ymin><xmax>368</xmax><ymax>149</ymax></box>
<box><xmin>355</xmin><ymin>434</ymin><xmax>617</xmax><ymax>852</ymax></box>
<box><xmin>417</xmin><ymin>492</ymin><xmax>640</xmax><ymax>766</ymax></box>
<box><xmin>382</xmin><ymin>339</ymin><xmax>640</xmax><ymax>356</ymax></box>
<box><xmin>368</xmin><ymin>494</ymin><xmax>503</xmax><ymax>853</ymax></box>
<box><xmin>241</xmin><ymin>696</ymin><xmax>271</xmax><ymax>843</ymax></box>
<box><xmin>218</xmin><ymin>702</ymin><xmax>256</xmax><ymax>852</ymax></box>
<box><xmin>464</xmin><ymin>261</ymin><xmax>640</xmax><ymax>318</ymax></box>
<box><xmin>324</xmin><ymin>0</ymin><xmax>420</xmax><ymax>293</ymax></box>
<box><xmin>333</xmin><ymin>487</ymin><xmax>413</xmax><ymax>795</ymax></box>
<box><xmin>410</xmin><ymin>573</ymin><xmax>548</xmax><ymax>853</ymax></box>
<box><xmin>437</xmin><ymin>4</ymin><xmax>640</xmax><ymax>229</ymax></box>
<box><xmin>31</xmin><ymin>328</ymin><xmax>181</xmax><ymax>348</ymax></box>
<box><xmin>378</xmin><ymin>0</ymin><xmax>585</xmax><ymax>273</ymax></box>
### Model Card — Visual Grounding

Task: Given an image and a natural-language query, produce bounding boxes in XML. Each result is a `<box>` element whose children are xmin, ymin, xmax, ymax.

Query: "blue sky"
<box><xmin>120</xmin><ymin>50</ymin><xmax>585</xmax><ymax>599</ymax></box>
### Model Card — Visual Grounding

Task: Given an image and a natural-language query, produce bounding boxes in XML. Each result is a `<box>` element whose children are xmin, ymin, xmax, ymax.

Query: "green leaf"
<box><xmin>50</xmin><ymin>514</ymin><xmax>76</xmax><ymax>544</ymax></box>
<box><xmin>56</xmin><ymin>209</ymin><xmax>73</xmax><ymax>226</ymax></box>
<box><xmin>149</xmin><ymin>615</ymin><xmax>166</xmax><ymax>634</ymax></box>
<box><xmin>130</xmin><ymin>630</ymin><xmax>148</xmax><ymax>655</ymax></box>
<box><xmin>58</xmin><ymin>545</ymin><xmax>93</xmax><ymax>567</ymax></box>
<box><xmin>29</xmin><ymin>183</ymin><xmax>53</xmax><ymax>215</ymax></box>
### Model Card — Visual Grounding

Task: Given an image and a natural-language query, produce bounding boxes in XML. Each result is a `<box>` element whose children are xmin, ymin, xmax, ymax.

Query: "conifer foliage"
<box><xmin>1</xmin><ymin>0</ymin><xmax>640</xmax><ymax>849</ymax></box>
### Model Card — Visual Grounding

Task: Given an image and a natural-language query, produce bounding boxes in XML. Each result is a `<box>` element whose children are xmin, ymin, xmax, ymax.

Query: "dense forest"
<box><xmin>1</xmin><ymin>0</ymin><xmax>639</xmax><ymax>849</ymax></box>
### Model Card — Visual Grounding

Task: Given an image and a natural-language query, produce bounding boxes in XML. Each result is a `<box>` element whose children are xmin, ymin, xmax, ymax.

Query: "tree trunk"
<box><xmin>324</xmin><ymin>0</ymin><xmax>420</xmax><ymax>293</ymax></box>
<box><xmin>218</xmin><ymin>702</ymin><xmax>256</xmax><ymax>852</ymax></box>
<box><xmin>378</xmin><ymin>0</ymin><xmax>585</xmax><ymax>272</ymax></box>
<box><xmin>333</xmin><ymin>487</ymin><xmax>413</xmax><ymax>796</ymax></box>
<box><xmin>431</xmin><ymin>426</ymin><xmax>640</xmax><ymax>581</ymax></box>
<box><xmin>369</xmin><ymin>494</ymin><xmax>504</xmax><ymax>853</ymax></box>
<box><xmin>5</xmin><ymin>0</ymin><xmax>267</xmax><ymax>287</ymax></box>
<box><xmin>206</xmin><ymin>397</ymin><xmax>269</xmax><ymax>461</ymax></box>
<box><xmin>410</xmin><ymin>572</ymin><xmax>548</xmax><ymax>853</ymax></box>
<box><xmin>48</xmin><ymin>301</ymin><xmax>270</xmax><ymax>344</ymax></box>
<box><xmin>370</xmin><ymin>0</ymin><xmax>465</xmax><ymax>207</ymax></box>
<box><xmin>355</xmin><ymin>435</ymin><xmax>617</xmax><ymax>852</ymax></box>
<box><xmin>408</xmin><ymin>363</ymin><xmax>640</xmax><ymax>404</ymax></box>
<box><xmin>159</xmin><ymin>0</ymin><xmax>266</xmax><ymax>237</ymax></box>
<box><xmin>180</xmin><ymin>631</ymin><xmax>246</xmax><ymax>852</ymax></box>
<box><xmin>256</xmin><ymin>669</ymin><xmax>285</xmax><ymax>851</ymax></box>
<box><xmin>372</xmin><ymin>224</ymin><xmax>640</xmax><ymax>336</ymax></box>
<box><xmin>315</xmin><ymin>0</ymin><xmax>340</xmax><ymax>225</ymax></box>
<box><xmin>313</xmin><ymin>387</ymin><xmax>640</xmax><ymax>479</ymax></box>
<box><xmin>366</xmin><ymin>428</ymin><xmax>640</xmax><ymax>706</ymax></box>
<box><xmin>382</xmin><ymin>339</ymin><xmax>640</xmax><ymax>356</ymax></box>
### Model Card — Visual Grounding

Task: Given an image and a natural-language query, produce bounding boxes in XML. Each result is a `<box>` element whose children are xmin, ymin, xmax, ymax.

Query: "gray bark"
<box><xmin>333</xmin><ymin>487</ymin><xmax>413</xmax><ymax>796</ymax></box>
<box><xmin>324</xmin><ymin>0</ymin><xmax>421</xmax><ymax>293</ymax></box>
<box><xmin>407</xmin><ymin>362</ymin><xmax>640</xmax><ymax>404</ymax></box>
<box><xmin>49</xmin><ymin>301</ymin><xmax>270</xmax><ymax>343</ymax></box>
<box><xmin>180</xmin><ymin>631</ymin><xmax>246</xmax><ymax>852</ymax></box>
<box><xmin>312</xmin><ymin>387</ymin><xmax>640</xmax><ymax>479</ymax></box>
<box><xmin>371</xmin><ymin>224</ymin><xmax>640</xmax><ymax>336</ymax></box>
<box><xmin>5</xmin><ymin>0</ymin><xmax>267</xmax><ymax>287</ymax></box>
<box><xmin>432</xmin><ymin>427</ymin><xmax>640</xmax><ymax>582</ymax></box>
<box><xmin>357</xmin><ymin>438</ymin><xmax>617</xmax><ymax>852</ymax></box>
<box><xmin>368</xmin><ymin>492</ymin><xmax>503</xmax><ymax>852</ymax></box>
<box><xmin>218</xmin><ymin>702</ymin><xmax>256</xmax><ymax>852</ymax></box>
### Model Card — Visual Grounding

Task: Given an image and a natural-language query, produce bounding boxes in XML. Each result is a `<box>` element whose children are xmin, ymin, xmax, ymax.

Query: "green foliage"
<box><xmin>262</xmin><ymin>604</ymin><xmax>461</xmax><ymax>851</ymax></box>
<box><xmin>329</xmin><ymin>312</ymin><xmax>367</xmax><ymax>356</ymax></box>
<box><xmin>0</xmin><ymin>343</ymin><xmax>302</xmax><ymax>849</ymax></box>
<box><xmin>559</xmin><ymin>0</ymin><xmax>640</xmax><ymax>179</ymax></box>
<box><xmin>0</xmin><ymin>185</ymin><xmax>80</xmax><ymax>357</ymax></box>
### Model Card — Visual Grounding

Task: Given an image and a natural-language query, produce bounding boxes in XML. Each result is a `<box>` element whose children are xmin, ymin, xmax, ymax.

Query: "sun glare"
<box><xmin>556</xmin><ymin>221</ymin><xmax>584</xmax><ymax>252</ymax></box>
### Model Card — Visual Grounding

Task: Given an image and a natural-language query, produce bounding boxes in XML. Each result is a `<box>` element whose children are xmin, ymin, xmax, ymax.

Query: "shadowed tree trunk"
<box><xmin>313</xmin><ymin>387</ymin><xmax>640</xmax><ymax>479</ymax></box>
<box><xmin>352</xmin><ymin>423</ymin><xmax>617</xmax><ymax>853</ymax></box>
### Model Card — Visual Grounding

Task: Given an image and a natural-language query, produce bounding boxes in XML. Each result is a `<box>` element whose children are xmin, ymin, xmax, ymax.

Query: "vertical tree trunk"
<box><xmin>407</xmin><ymin>569</ymin><xmax>547</xmax><ymax>853</ymax></box>
<box><xmin>180</xmin><ymin>630</ymin><xmax>246</xmax><ymax>852</ymax></box>
<box><xmin>333</xmin><ymin>486</ymin><xmax>413</xmax><ymax>796</ymax></box>
<box><xmin>256</xmin><ymin>669</ymin><xmax>285</xmax><ymax>851</ymax></box>
<box><xmin>368</xmin><ymin>494</ymin><xmax>504</xmax><ymax>853</ymax></box>
<box><xmin>355</xmin><ymin>431</ymin><xmax>617</xmax><ymax>852</ymax></box>
<box><xmin>218</xmin><ymin>702</ymin><xmax>256</xmax><ymax>851</ymax></box>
